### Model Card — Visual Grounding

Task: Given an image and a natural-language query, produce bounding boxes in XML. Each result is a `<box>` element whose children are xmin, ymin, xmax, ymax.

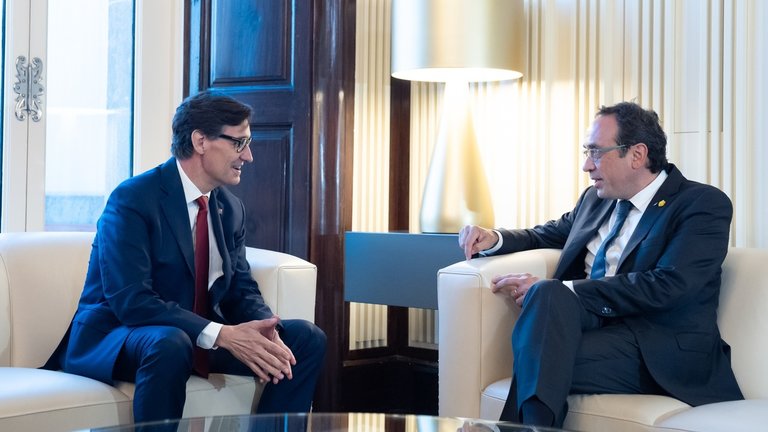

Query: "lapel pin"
<box><xmin>657</xmin><ymin>200</ymin><xmax>666</xmax><ymax>207</ymax></box>
<box><xmin>218</xmin><ymin>208</ymin><xmax>223</xmax><ymax>215</ymax></box>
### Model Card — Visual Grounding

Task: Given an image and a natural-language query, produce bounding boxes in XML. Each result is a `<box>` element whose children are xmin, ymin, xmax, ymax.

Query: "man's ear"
<box><xmin>631</xmin><ymin>143</ymin><xmax>648</xmax><ymax>169</ymax></box>
<box><xmin>191</xmin><ymin>130</ymin><xmax>206</xmax><ymax>154</ymax></box>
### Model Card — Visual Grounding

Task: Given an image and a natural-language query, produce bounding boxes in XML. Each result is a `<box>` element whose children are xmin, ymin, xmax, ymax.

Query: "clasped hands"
<box><xmin>459</xmin><ymin>225</ymin><xmax>540</xmax><ymax>307</ymax></box>
<box><xmin>215</xmin><ymin>316</ymin><xmax>295</xmax><ymax>384</ymax></box>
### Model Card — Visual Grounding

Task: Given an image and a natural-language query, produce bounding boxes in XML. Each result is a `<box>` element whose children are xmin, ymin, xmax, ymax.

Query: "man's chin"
<box><xmin>595</xmin><ymin>188</ymin><xmax>612</xmax><ymax>200</ymax></box>
<box><xmin>597</xmin><ymin>192</ymin><xmax>621</xmax><ymax>202</ymax></box>
<box><xmin>227</xmin><ymin>171</ymin><xmax>242</xmax><ymax>185</ymax></box>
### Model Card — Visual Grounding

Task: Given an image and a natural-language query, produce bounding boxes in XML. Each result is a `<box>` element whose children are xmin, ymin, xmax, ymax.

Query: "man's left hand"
<box><xmin>215</xmin><ymin>317</ymin><xmax>296</xmax><ymax>384</ymax></box>
<box><xmin>491</xmin><ymin>273</ymin><xmax>539</xmax><ymax>307</ymax></box>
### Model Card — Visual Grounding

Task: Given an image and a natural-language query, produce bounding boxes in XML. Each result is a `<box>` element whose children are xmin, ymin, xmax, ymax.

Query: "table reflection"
<box><xmin>88</xmin><ymin>412</ymin><xmax>558</xmax><ymax>432</ymax></box>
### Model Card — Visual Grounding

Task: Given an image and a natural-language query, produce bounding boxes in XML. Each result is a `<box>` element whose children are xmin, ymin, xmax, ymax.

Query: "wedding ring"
<box><xmin>514</xmin><ymin>288</ymin><xmax>518</xmax><ymax>295</ymax></box>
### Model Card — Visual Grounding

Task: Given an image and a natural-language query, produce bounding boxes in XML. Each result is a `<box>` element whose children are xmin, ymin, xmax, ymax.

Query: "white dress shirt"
<box><xmin>177</xmin><ymin>160</ymin><xmax>224</xmax><ymax>349</ymax></box>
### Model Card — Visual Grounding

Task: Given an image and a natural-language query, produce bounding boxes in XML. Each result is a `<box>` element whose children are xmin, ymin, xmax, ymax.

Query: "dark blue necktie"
<box><xmin>591</xmin><ymin>200</ymin><xmax>633</xmax><ymax>279</ymax></box>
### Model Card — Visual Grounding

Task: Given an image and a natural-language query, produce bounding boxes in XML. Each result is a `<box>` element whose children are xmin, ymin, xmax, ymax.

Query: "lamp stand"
<box><xmin>419</xmin><ymin>81</ymin><xmax>495</xmax><ymax>233</ymax></box>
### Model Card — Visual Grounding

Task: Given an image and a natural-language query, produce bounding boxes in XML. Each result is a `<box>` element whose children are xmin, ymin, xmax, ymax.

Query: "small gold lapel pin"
<box><xmin>657</xmin><ymin>200</ymin><xmax>666</xmax><ymax>207</ymax></box>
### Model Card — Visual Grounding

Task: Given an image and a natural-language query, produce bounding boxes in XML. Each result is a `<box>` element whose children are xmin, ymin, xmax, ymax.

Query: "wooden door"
<box><xmin>186</xmin><ymin>0</ymin><xmax>312</xmax><ymax>257</ymax></box>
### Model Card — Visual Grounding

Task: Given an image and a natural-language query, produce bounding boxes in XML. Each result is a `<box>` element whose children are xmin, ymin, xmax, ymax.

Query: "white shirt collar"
<box><xmin>176</xmin><ymin>159</ymin><xmax>209</xmax><ymax>204</ymax></box>
<box><xmin>626</xmin><ymin>169</ymin><xmax>668</xmax><ymax>213</ymax></box>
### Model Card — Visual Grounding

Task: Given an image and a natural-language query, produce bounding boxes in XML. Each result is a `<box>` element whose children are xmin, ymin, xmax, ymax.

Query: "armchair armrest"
<box><xmin>437</xmin><ymin>248</ymin><xmax>561</xmax><ymax>418</ymax></box>
<box><xmin>245</xmin><ymin>247</ymin><xmax>317</xmax><ymax>322</ymax></box>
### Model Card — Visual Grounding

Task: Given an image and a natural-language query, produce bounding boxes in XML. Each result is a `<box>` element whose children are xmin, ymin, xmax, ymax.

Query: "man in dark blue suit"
<box><xmin>459</xmin><ymin>102</ymin><xmax>743</xmax><ymax>428</ymax></box>
<box><xmin>55</xmin><ymin>91</ymin><xmax>326</xmax><ymax>423</ymax></box>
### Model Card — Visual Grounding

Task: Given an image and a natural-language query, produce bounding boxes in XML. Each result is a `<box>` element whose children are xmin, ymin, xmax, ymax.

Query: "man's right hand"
<box><xmin>458</xmin><ymin>225</ymin><xmax>499</xmax><ymax>260</ymax></box>
<box><xmin>214</xmin><ymin>317</ymin><xmax>295</xmax><ymax>384</ymax></box>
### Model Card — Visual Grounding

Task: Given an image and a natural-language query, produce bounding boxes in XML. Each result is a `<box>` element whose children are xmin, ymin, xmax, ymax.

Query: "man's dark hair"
<box><xmin>597</xmin><ymin>102</ymin><xmax>668</xmax><ymax>173</ymax></box>
<box><xmin>171</xmin><ymin>90</ymin><xmax>253</xmax><ymax>159</ymax></box>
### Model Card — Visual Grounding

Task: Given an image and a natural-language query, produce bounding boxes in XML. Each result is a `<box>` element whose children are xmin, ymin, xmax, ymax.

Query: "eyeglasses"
<box><xmin>582</xmin><ymin>144</ymin><xmax>628</xmax><ymax>162</ymax></box>
<box><xmin>218</xmin><ymin>134</ymin><xmax>252</xmax><ymax>153</ymax></box>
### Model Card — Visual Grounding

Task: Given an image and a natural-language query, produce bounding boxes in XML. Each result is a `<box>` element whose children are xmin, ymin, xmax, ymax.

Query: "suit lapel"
<box><xmin>572</xmin><ymin>200</ymin><xmax>615</xmax><ymax>249</ymax></box>
<box><xmin>555</xmin><ymin>196</ymin><xmax>615</xmax><ymax>279</ymax></box>
<box><xmin>618</xmin><ymin>166</ymin><xmax>683</xmax><ymax>268</ymax></box>
<box><xmin>159</xmin><ymin>159</ymin><xmax>195</xmax><ymax>275</ymax></box>
<box><xmin>208</xmin><ymin>189</ymin><xmax>232</xmax><ymax>309</ymax></box>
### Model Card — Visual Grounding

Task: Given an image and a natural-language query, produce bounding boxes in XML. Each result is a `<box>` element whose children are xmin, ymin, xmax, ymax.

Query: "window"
<box><xmin>1</xmin><ymin>0</ymin><xmax>181</xmax><ymax>232</ymax></box>
<box><xmin>44</xmin><ymin>0</ymin><xmax>135</xmax><ymax>230</ymax></box>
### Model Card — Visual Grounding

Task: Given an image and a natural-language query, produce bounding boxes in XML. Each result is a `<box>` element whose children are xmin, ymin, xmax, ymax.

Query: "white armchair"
<box><xmin>436</xmin><ymin>249</ymin><xmax>561</xmax><ymax>420</ymax></box>
<box><xmin>437</xmin><ymin>247</ymin><xmax>768</xmax><ymax>432</ymax></box>
<box><xmin>0</xmin><ymin>231</ymin><xmax>317</xmax><ymax>431</ymax></box>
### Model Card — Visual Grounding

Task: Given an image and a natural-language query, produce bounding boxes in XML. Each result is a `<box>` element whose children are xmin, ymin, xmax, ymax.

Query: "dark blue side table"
<box><xmin>344</xmin><ymin>231</ymin><xmax>465</xmax><ymax>310</ymax></box>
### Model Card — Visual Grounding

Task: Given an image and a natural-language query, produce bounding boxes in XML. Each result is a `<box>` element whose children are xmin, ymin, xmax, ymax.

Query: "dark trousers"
<box><xmin>114</xmin><ymin>319</ymin><xmax>326</xmax><ymax>424</ymax></box>
<box><xmin>499</xmin><ymin>280</ymin><xmax>666</xmax><ymax>427</ymax></box>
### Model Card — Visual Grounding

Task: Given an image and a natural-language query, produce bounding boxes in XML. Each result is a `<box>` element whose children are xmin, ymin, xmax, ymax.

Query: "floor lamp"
<box><xmin>390</xmin><ymin>0</ymin><xmax>526</xmax><ymax>233</ymax></box>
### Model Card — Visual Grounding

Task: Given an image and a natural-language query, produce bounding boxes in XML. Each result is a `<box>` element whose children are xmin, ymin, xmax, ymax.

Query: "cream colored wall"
<box><xmin>404</xmin><ymin>0</ymin><xmax>768</xmax><ymax>248</ymax></box>
<box><xmin>133</xmin><ymin>0</ymin><xmax>185</xmax><ymax>173</ymax></box>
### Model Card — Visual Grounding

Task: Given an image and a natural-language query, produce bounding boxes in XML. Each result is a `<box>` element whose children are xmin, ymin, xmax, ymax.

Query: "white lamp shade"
<box><xmin>391</xmin><ymin>0</ymin><xmax>526</xmax><ymax>82</ymax></box>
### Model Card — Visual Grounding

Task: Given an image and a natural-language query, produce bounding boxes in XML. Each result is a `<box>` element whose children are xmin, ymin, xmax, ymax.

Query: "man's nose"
<box><xmin>240</xmin><ymin>144</ymin><xmax>254</xmax><ymax>162</ymax></box>
<box><xmin>582</xmin><ymin>155</ymin><xmax>595</xmax><ymax>172</ymax></box>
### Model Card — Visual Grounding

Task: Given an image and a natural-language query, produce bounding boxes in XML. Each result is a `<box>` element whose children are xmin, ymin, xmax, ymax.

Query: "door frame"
<box><xmin>2</xmin><ymin>0</ymin><xmax>47</xmax><ymax>231</ymax></box>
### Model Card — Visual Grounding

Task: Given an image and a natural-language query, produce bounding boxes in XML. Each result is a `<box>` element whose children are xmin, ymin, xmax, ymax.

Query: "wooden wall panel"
<box><xmin>309</xmin><ymin>0</ymin><xmax>357</xmax><ymax>412</ymax></box>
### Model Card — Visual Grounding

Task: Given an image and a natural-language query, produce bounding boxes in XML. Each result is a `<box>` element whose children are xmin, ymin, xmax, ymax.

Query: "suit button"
<box><xmin>601</xmin><ymin>306</ymin><xmax>613</xmax><ymax>315</ymax></box>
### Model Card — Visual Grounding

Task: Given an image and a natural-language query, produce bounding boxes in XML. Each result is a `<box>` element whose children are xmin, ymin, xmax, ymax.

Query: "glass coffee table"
<box><xmin>88</xmin><ymin>412</ymin><xmax>565</xmax><ymax>432</ymax></box>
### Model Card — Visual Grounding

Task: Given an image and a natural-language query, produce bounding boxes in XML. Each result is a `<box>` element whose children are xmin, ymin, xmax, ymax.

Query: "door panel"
<box><xmin>210</xmin><ymin>1</ymin><xmax>289</xmax><ymax>84</ymax></box>
<box><xmin>232</xmin><ymin>126</ymin><xmax>291</xmax><ymax>253</ymax></box>
<box><xmin>187</xmin><ymin>0</ymin><xmax>311</xmax><ymax>258</ymax></box>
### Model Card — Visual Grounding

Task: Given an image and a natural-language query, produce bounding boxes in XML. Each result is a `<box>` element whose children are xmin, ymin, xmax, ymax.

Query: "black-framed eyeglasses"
<box><xmin>218</xmin><ymin>134</ymin><xmax>252</xmax><ymax>153</ymax></box>
<box><xmin>582</xmin><ymin>144</ymin><xmax>628</xmax><ymax>162</ymax></box>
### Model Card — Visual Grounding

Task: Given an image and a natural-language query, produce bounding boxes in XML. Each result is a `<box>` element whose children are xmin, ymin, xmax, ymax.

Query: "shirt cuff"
<box><xmin>196</xmin><ymin>322</ymin><xmax>223</xmax><ymax>349</ymax></box>
<box><xmin>479</xmin><ymin>229</ymin><xmax>504</xmax><ymax>256</ymax></box>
